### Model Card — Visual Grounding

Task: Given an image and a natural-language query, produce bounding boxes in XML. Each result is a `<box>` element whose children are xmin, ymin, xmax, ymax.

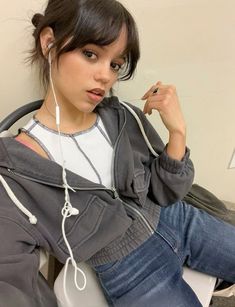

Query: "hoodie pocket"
<box><xmin>57</xmin><ymin>194</ymin><xmax>131</xmax><ymax>261</ymax></box>
<box><xmin>58</xmin><ymin>195</ymin><xmax>105</xmax><ymax>249</ymax></box>
<box><xmin>132</xmin><ymin>168</ymin><xmax>151</xmax><ymax>206</ymax></box>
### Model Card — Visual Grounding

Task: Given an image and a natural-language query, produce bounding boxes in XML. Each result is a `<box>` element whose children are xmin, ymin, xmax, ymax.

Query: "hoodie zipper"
<box><xmin>122</xmin><ymin>199</ymin><xmax>154</xmax><ymax>235</ymax></box>
<box><xmin>110</xmin><ymin>108</ymin><xmax>154</xmax><ymax>235</ymax></box>
<box><xmin>112</xmin><ymin>186</ymin><xmax>154</xmax><ymax>235</ymax></box>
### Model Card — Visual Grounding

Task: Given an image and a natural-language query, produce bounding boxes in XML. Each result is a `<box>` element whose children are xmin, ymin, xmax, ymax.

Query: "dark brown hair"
<box><xmin>30</xmin><ymin>0</ymin><xmax>140</xmax><ymax>88</ymax></box>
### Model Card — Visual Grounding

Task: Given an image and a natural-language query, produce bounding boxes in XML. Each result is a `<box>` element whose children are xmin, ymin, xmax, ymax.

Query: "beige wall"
<box><xmin>1</xmin><ymin>0</ymin><xmax>235</xmax><ymax>202</ymax></box>
<box><xmin>0</xmin><ymin>0</ymin><xmax>46</xmax><ymax>117</ymax></box>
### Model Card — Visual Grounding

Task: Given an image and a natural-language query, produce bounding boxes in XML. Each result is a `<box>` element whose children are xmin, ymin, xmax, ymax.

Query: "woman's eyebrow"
<box><xmin>93</xmin><ymin>44</ymin><xmax>127</xmax><ymax>60</ymax></box>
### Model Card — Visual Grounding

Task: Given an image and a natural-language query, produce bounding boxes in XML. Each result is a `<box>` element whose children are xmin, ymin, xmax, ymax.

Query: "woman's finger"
<box><xmin>141</xmin><ymin>81</ymin><xmax>162</xmax><ymax>100</ymax></box>
<box><xmin>141</xmin><ymin>85</ymin><xmax>157</xmax><ymax>100</ymax></box>
<box><xmin>143</xmin><ymin>94</ymin><xmax>165</xmax><ymax>114</ymax></box>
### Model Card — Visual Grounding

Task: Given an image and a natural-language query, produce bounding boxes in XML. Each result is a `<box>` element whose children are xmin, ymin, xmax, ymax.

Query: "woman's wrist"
<box><xmin>166</xmin><ymin>130</ymin><xmax>186</xmax><ymax>161</ymax></box>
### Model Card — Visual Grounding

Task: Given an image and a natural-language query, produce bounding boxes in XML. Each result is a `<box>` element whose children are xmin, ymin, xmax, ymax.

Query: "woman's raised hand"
<box><xmin>141</xmin><ymin>81</ymin><xmax>186</xmax><ymax>160</ymax></box>
<box><xmin>141</xmin><ymin>81</ymin><xmax>186</xmax><ymax>136</ymax></box>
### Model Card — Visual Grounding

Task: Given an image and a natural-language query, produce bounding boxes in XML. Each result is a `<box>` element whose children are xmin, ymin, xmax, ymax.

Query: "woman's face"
<box><xmin>47</xmin><ymin>26</ymin><xmax>127</xmax><ymax>116</ymax></box>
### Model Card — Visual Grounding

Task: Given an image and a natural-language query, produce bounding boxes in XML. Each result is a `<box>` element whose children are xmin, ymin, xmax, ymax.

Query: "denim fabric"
<box><xmin>94</xmin><ymin>201</ymin><xmax>235</xmax><ymax>307</ymax></box>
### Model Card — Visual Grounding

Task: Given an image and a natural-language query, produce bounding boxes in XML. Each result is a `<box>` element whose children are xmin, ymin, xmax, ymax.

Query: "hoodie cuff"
<box><xmin>159</xmin><ymin>145</ymin><xmax>190</xmax><ymax>174</ymax></box>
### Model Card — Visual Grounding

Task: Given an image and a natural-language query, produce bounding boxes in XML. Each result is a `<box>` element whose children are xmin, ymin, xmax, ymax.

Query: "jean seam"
<box><xmin>155</xmin><ymin>229</ymin><xmax>183</xmax><ymax>265</ymax></box>
<box><xmin>97</xmin><ymin>276</ymin><xmax>115</xmax><ymax>306</ymax></box>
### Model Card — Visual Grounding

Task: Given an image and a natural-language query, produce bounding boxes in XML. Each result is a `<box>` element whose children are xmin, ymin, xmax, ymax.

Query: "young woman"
<box><xmin>0</xmin><ymin>0</ymin><xmax>234</xmax><ymax>306</ymax></box>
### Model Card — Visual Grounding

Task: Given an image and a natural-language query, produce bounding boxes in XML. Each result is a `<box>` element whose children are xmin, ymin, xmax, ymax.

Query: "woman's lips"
<box><xmin>90</xmin><ymin>88</ymin><xmax>105</xmax><ymax>96</ymax></box>
<box><xmin>87</xmin><ymin>89</ymin><xmax>105</xmax><ymax>103</ymax></box>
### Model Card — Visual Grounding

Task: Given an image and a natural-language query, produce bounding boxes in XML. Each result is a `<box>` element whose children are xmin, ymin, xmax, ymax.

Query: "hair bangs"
<box><xmin>61</xmin><ymin>4</ymin><xmax>126</xmax><ymax>52</ymax></box>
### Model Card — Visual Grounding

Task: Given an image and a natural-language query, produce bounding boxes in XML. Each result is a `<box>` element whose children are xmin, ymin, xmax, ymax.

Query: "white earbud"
<box><xmin>70</xmin><ymin>207</ymin><xmax>79</xmax><ymax>216</ymax></box>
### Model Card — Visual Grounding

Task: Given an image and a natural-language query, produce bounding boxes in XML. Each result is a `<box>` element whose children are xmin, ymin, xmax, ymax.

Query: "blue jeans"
<box><xmin>94</xmin><ymin>201</ymin><xmax>235</xmax><ymax>307</ymax></box>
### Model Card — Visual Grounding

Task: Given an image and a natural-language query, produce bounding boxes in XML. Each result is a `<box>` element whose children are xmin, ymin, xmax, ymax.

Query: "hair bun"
<box><xmin>32</xmin><ymin>13</ymin><xmax>44</xmax><ymax>28</ymax></box>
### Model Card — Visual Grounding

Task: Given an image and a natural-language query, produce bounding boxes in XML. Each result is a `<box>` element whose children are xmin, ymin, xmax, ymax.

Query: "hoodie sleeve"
<box><xmin>0</xmin><ymin>214</ymin><xmax>57</xmax><ymax>307</ymax></box>
<box><xmin>129</xmin><ymin>105</ymin><xmax>194</xmax><ymax>206</ymax></box>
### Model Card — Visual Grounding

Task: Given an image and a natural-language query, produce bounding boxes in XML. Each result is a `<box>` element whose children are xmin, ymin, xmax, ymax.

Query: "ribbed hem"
<box><xmin>87</xmin><ymin>202</ymin><xmax>161</xmax><ymax>266</ymax></box>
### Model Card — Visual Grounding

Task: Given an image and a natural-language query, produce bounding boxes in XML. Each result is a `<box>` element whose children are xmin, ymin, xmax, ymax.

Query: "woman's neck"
<box><xmin>36</xmin><ymin>100</ymin><xmax>97</xmax><ymax>134</ymax></box>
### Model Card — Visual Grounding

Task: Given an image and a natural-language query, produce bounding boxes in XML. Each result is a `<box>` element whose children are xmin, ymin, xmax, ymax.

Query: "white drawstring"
<box><xmin>0</xmin><ymin>174</ymin><xmax>37</xmax><ymax>224</ymax></box>
<box><xmin>0</xmin><ymin>172</ymin><xmax>86</xmax><ymax>303</ymax></box>
<box><xmin>119</xmin><ymin>100</ymin><xmax>159</xmax><ymax>158</ymax></box>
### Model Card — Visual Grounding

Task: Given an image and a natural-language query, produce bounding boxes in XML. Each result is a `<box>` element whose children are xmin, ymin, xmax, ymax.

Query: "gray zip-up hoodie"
<box><xmin>0</xmin><ymin>97</ymin><xmax>194</xmax><ymax>306</ymax></box>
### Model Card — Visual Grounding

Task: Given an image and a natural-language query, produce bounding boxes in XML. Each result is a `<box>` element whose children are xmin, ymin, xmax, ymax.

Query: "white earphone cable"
<box><xmin>48</xmin><ymin>49</ymin><xmax>87</xmax><ymax>300</ymax></box>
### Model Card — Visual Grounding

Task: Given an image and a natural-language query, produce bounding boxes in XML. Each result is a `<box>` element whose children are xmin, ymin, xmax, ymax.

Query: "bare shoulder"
<box><xmin>15</xmin><ymin>132</ymin><xmax>49</xmax><ymax>159</ymax></box>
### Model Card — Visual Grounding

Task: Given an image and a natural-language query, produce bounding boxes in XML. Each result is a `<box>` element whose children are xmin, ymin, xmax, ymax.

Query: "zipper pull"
<box><xmin>111</xmin><ymin>187</ymin><xmax>119</xmax><ymax>199</ymax></box>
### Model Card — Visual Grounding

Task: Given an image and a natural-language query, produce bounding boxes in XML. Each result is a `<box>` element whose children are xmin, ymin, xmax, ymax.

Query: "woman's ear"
<box><xmin>40</xmin><ymin>27</ymin><xmax>55</xmax><ymax>57</ymax></box>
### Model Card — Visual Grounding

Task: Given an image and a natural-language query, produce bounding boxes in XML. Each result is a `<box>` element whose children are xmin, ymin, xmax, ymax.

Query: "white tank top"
<box><xmin>22</xmin><ymin>116</ymin><xmax>113</xmax><ymax>188</ymax></box>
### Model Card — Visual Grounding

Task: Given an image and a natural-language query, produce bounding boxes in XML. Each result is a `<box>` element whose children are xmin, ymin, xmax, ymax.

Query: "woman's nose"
<box><xmin>94</xmin><ymin>64</ymin><xmax>111</xmax><ymax>84</ymax></box>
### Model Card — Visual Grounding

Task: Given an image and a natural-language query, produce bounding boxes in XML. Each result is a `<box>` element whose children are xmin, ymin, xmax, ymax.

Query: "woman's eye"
<box><xmin>83</xmin><ymin>50</ymin><xmax>97</xmax><ymax>60</ymax></box>
<box><xmin>111</xmin><ymin>62</ymin><xmax>123</xmax><ymax>72</ymax></box>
